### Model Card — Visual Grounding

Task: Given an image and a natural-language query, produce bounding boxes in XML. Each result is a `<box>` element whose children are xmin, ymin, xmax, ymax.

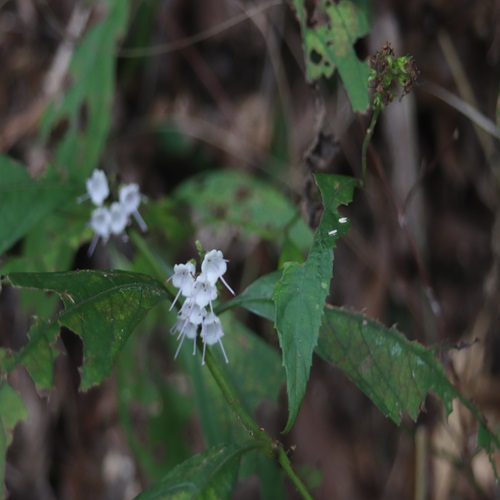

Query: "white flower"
<box><xmin>88</xmin><ymin>207</ymin><xmax>111</xmax><ymax>256</ymax></box>
<box><xmin>109</xmin><ymin>202</ymin><xmax>129</xmax><ymax>235</ymax></box>
<box><xmin>201</xmin><ymin>250</ymin><xmax>235</xmax><ymax>295</ymax></box>
<box><xmin>169</xmin><ymin>262</ymin><xmax>196</xmax><ymax>311</ymax></box>
<box><xmin>119</xmin><ymin>183</ymin><xmax>147</xmax><ymax>232</ymax></box>
<box><xmin>168</xmin><ymin>248</ymin><xmax>233</xmax><ymax>364</ymax></box>
<box><xmin>119</xmin><ymin>183</ymin><xmax>141</xmax><ymax>214</ymax></box>
<box><xmin>191</xmin><ymin>274</ymin><xmax>218</xmax><ymax>310</ymax></box>
<box><xmin>170</xmin><ymin>314</ymin><xmax>199</xmax><ymax>359</ymax></box>
<box><xmin>86</xmin><ymin>169</ymin><xmax>109</xmax><ymax>206</ymax></box>
<box><xmin>179</xmin><ymin>299</ymin><xmax>206</xmax><ymax>325</ymax></box>
<box><xmin>201</xmin><ymin>312</ymin><xmax>228</xmax><ymax>365</ymax></box>
<box><xmin>90</xmin><ymin>207</ymin><xmax>111</xmax><ymax>239</ymax></box>
<box><xmin>171</xmin><ymin>262</ymin><xmax>196</xmax><ymax>293</ymax></box>
<box><xmin>201</xmin><ymin>250</ymin><xmax>227</xmax><ymax>283</ymax></box>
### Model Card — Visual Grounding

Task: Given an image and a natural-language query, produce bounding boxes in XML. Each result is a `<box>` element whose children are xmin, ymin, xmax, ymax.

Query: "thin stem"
<box><xmin>277</xmin><ymin>447</ymin><xmax>314</xmax><ymax>500</ymax></box>
<box><xmin>360</xmin><ymin>108</ymin><xmax>380</xmax><ymax>187</ymax></box>
<box><xmin>202</xmin><ymin>341</ymin><xmax>313</xmax><ymax>499</ymax></box>
<box><xmin>129</xmin><ymin>230</ymin><xmax>172</xmax><ymax>281</ymax></box>
<box><xmin>202</xmin><ymin>341</ymin><xmax>262</xmax><ymax>437</ymax></box>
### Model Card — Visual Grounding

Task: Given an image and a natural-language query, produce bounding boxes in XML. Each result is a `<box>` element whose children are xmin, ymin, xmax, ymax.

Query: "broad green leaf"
<box><xmin>40</xmin><ymin>0</ymin><xmax>130</xmax><ymax>178</ymax></box>
<box><xmin>290</xmin><ymin>0</ymin><xmax>370</xmax><ymax>111</ymax></box>
<box><xmin>0</xmin><ymin>156</ymin><xmax>79</xmax><ymax>255</ymax></box>
<box><xmin>238</xmin><ymin>272</ymin><xmax>500</xmax><ymax>461</ymax></box>
<box><xmin>0</xmin><ymin>382</ymin><xmax>28</xmax><ymax>492</ymax></box>
<box><xmin>316</xmin><ymin>306</ymin><xmax>459</xmax><ymax>422</ymax></box>
<box><xmin>317</xmin><ymin>307</ymin><xmax>500</xmax><ymax>467</ymax></box>
<box><xmin>174</xmin><ymin>170</ymin><xmax>313</xmax><ymax>251</ymax></box>
<box><xmin>136</xmin><ymin>441</ymin><xmax>258</xmax><ymax>500</ymax></box>
<box><xmin>273</xmin><ymin>173</ymin><xmax>355</xmax><ymax>432</ymax></box>
<box><xmin>5</xmin><ymin>270</ymin><xmax>167</xmax><ymax>389</ymax></box>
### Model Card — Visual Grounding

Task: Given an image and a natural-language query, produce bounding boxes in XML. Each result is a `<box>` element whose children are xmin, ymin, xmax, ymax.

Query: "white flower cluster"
<box><xmin>79</xmin><ymin>169</ymin><xmax>147</xmax><ymax>255</ymax></box>
<box><xmin>169</xmin><ymin>249</ymin><xmax>235</xmax><ymax>365</ymax></box>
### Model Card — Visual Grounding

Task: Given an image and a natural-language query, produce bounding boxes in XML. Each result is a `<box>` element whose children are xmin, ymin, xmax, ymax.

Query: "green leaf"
<box><xmin>0</xmin><ymin>156</ymin><xmax>79</xmax><ymax>254</ymax></box>
<box><xmin>40</xmin><ymin>0</ymin><xmax>130</xmax><ymax>177</ymax></box>
<box><xmin>136</xmin><ymin>441</ymin><xmax>258</xmax><ymax>500</ymax></box>
<box><xmin>290</xmin><ymin>0</ymin><xmax>370</xmax><ymax>111</ymax></box>
<box><xmin>273</xmin><ymin>173</ymin><xmax>355</xmax><ymax>433</ymax></box>
<box><xmin>317</xmin><ymin>307</ymin><xmax>460</xmax><ymax>422</ymax></box>
<box><xmin>15</xmin><ymin>320</ymin><xmax>60</xmax><ymax>391</ymax></box>
<box><xmin>218</xmin><ymin>271</ymin><xmax>280</xmax><ymax>320</ymax></box>
<box><xmin>5</xmin><ymin>270</ymin><xmax>167</xmax><ymax>389</ymax></box>
<box><xmin>316</xmin><ymin>306</ymin><xmax>500</xmax><ymax>468</ymax></box>
<box><xmin>0</xmin><ymin>382</ymin><xmax>28</xmax><ymax>492</ymax></box>
<box><xmin>238</xmin><ymin>273</ymin><xmax>500</xmax><ymax>464</ymax></box>
<box><xmin>174</xmin><ymin>170</ymin><xmax>313</xmax><ymax>251</ymax></box>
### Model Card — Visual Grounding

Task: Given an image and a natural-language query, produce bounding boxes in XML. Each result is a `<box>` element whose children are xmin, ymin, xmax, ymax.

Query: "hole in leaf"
<box><xmin>310</xmin><ymin>49</ymin><xmax>323</xmax><ymax>65</ymax></box>
<box><xmin>353</xmin><ymin>36</ymin><xmax>369</xmax><ymax>61</ymax></box>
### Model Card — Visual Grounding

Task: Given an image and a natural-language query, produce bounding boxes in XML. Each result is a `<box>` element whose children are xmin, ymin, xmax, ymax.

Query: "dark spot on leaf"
<box><xmin>235</xmin><ymin>186</ymin><xmax>250</xmax><ymax>201</ymax></box>
<box><xmin>212</xmin><ymin>204</ymin><xmax>227</xmax><ymax>218</ymax></box>
<box><xmin>60</xmin><ymin>327</ymin><xmax>83</xmax><ymax>385</ymax></box>
<box><xmin>310</xmin><ymin>49</ymin><xmax>323</xmax><ymax>65</ymax></box>
<box><xmin>78</xmin><ymin>103</ymin><xmax>89</xmax><ymax>131</ymax></box>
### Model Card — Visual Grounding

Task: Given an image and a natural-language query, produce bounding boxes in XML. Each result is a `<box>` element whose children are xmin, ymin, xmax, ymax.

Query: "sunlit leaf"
<box><xmin>273</xmin><ymin>173</ymin><xmax>355</xmax><ymax>432</ymax></box>
<box><xmin>290</xmin><ymin>0</ymin><xmax>370</xmax><ymax>111</ymax></box>
<box><xmin>5</xmin><ymin>270</ymin><xmax>167</xmax><ymax>389</ymax></box>
<box><xmin>136</xmin><ymin>441</ymin><xmax>258</xmax><ymax>500</ymax></box>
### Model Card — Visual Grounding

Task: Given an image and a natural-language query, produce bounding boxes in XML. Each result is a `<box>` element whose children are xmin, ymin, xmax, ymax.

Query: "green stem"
<box><xmin>202</xmin><ymin>342</ymin><xmax>263</xmax><ymax>437</ymax></box>
<box><xmin>129</xmin><ymin>230</ymin><xmax>173</xmax><ymax>281</ymax></box>
<box><xmin>360</xmin><ymin>108</ymin><xmax>380</xmax><ymax>187</ymax></box>
<box><xmin>278</xmin><ymin>447</ymin><xmax>314</xmax><ymax>500</ymax></box>
<box><xmin>202</xmin><ymin>342</ymin><xmax>313</xmax><ymax>499</ymax></box>
<box><xmin>131</xmin><ymin>233</ymin><xmax>312</xmax><ymax>497</ymax></box>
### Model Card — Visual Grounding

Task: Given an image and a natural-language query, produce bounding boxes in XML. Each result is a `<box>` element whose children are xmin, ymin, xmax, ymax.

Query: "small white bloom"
<box><xmin>119</xmin><ymin>183</ymin><xmax>141</xmax><ymax>214</ymax></box>
<box><xmin>201</xmin><ymin>249</ymin><xmax>235</xmax><ymax>295</ymax></box>
<box><xmin>171</xmin><ymin>262</ymin><xmax>196</xmax><ymax>293</ymax></box>
<box><xmin>119</xmin><ymin>183</ymin><xmax>148</xmax><ymax>232</ymax></box>
<box><xmin>201</xmin><ymin>312</ymin><xmax>228</xmax><ymax>364</ymax></box>
<box><xmin>179</xmin><ymin>299</ymin><xmax>206</xmax><ymax>325</ymax></box>
<box><xmin>169</xmin><ymin>262</ymin><xmax>196</xmax><ymax>311</ymax></box>
<box><xmin>201</xmin><ymin>250</ymin><xmax>227</xmax><ymax>284</ymax></box>
<box><xmin>90</xmin><ymin>207</ymin><xmax>111</xmax><ymax>239</ymax></box>
<box><xmin>339</xmin><ymin>217</ymin><xmax>348</xmax><ymax>224</ymax></box>
<box><xmin>170</xmin><ymin>314</ymin><xmax>199</xmax><ymax>358</ymax></box>
<box><xmin>109</xmin><ymin>202</ymin><xmax>129</xmax><ymax>235</ymax></box>
<box><xmin>191</xmin><ymin>274</ymin><xmax>218</xmax><ymax>309</ymax></box>
<box><xmin>86</xmin><ymin>169</ymin><xmax>110</xmax><ymax>206</ymax></box>
<box><xmin>88</xmin><ymin>206</ymin><xmax>111</xmax><ymax>256</ymax></box>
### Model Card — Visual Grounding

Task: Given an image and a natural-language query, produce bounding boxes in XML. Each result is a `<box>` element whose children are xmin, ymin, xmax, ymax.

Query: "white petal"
<box><xmin>119</xmin><ymin>183</ymin><xmax>141</xmax><ymax>214</ymax></box>
<box><xmin>109</xmin><ymin>202</ymin><xmax>129</xmax><ymax>235</ymax></box>
<box><xmin>201</xmin><ymin>249</ymin><xmax>227</xmax><ymax>285</ymax></box>
<box><xmin>86</xmin><ymin>169</ymin><xmax>109</xmax><ymax>206</ymax></box>
<box><xmin>90</xmin><ymin>207</ymin><xmax>111</xmax><ymax>239</ymax></box>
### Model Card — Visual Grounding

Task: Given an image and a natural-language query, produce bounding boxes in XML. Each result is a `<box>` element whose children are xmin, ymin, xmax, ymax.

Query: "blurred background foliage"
<box><xmin>0</xmin><ymin>0</ymin><xmax>500</xmax><ymax>498</ymax></box>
